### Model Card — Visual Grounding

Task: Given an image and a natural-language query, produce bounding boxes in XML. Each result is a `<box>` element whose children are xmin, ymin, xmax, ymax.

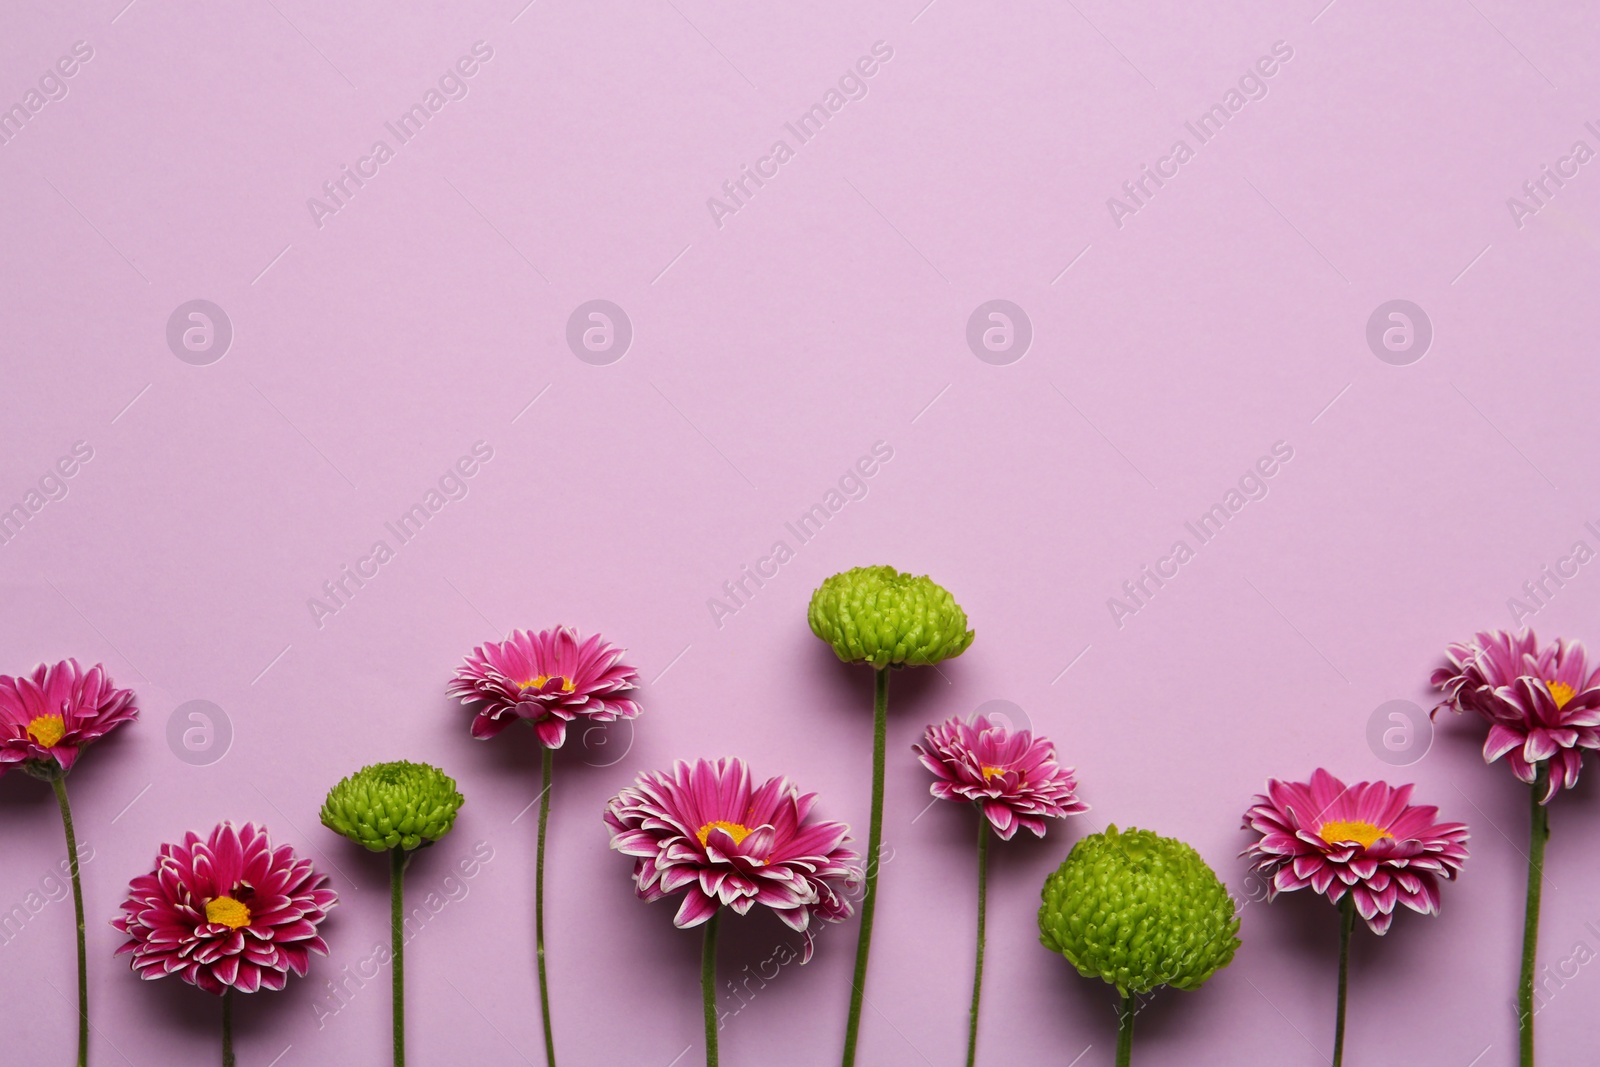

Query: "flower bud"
<box><xmin>321</xmin><ymin>761</ymin><xmax>464</xmax><ymax>852</ymax></box>
<box><xmin>1038</xmin><ymin>825</ymin><xmax>1240</xmax><ymax>996</ymax></box>
<box><xmin>808</xmin><ymin>566</ymin><xmax>974</xmax><ymax>669</ymax></box>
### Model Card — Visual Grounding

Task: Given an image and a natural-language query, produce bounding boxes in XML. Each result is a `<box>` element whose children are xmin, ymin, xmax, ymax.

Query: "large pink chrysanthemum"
<box><xmin>113</xmin><ymin>822</ymin><xmax>337</xmax><ymax>995</ymax></box>
<box><xmin>450</xmin><ymin>627</ymin><xmax>640</xmax><ymax>748</ymax></box>
<box><xmin>1242</xmin><ymin>769</ymin><xmax>1469</xmax><ymax>935</ymax></box>
<box><xmin>912</xmin><ymin>714</ymin><xmax>1088</xmax><ymax>839</ymax></box>
<box><xmin>604</xmin><ymin>758</ymin><xmax>862</xmax><ymax>962</ymax></box>
<box><xmin>0</xmin><ymin>659</ymin><xmax>138</xmax><ymax>776</ymax></box>
<box><xmin>1432</xmin><ymin>629</ymin><xmax>1600</xmax><ymax>802</ymax></box>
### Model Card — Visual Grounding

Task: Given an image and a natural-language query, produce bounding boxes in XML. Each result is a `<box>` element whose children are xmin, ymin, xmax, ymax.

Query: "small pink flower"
<box><xmin>1242</xmin><ymin>769</ymin><xmax>1469</xmax><ymax>935</ymax></box>
<box><xmin>913</xmin><ymin>714</ymin><xmax>1088</xmax><ymax>839</ymax></box>
<box><xmin>113</xmin><ymin>822</ymin><xmax>336</xmax><ymax>994</ymax></box>
<box><xmin>1432</xmin><ymin>629</ymin><xmax>1600</xmax><ymax>801</ymax></box>
<box><xmin>0</xmin><ymin>659</ymin><xmax>138</xmax><ymax>776</ymax></box>
<box><xmin>450</xmin><ymin>627</ymin><xmax>640</xmax><ymax>748</ymax></box>
<box><xmin>604</xmin><ymin>758</ymin><xmax>861</xmax><ymax>962</ymax></box>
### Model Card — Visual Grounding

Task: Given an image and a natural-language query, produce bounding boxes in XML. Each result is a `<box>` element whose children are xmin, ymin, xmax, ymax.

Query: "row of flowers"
<box><xmin>1</xmin><ymin>567</ymin><xmax>1590</xmax><ymax>1067</ymax></box>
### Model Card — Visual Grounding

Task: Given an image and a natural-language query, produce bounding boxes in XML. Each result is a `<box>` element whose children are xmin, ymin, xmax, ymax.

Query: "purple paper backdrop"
<box><xmin>4</xmin><ymin>1</ymin><xmax>1600</xmax><ymax>1064</ymax></box>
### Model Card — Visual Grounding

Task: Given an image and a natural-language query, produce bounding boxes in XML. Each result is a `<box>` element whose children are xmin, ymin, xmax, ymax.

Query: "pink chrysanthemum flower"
<box><xmin>604</xmin><ymin>758</ymin><xmax>862</xmax><ymax>962</ymax></box>
<box><xmin>0</xmin><ymin>659</ymin><xmax>137</xmax><ymax>776</ymax></box>
<box><xmin>1242</xmin><ymin>769</ymin><xmax>1469</xmax><ymax>935</ymax></box>
<box><xmin>1432</xmin><ymin>629</ymin><xmax>1600</xmax><ymax>801</ymax></box>
<box><xmin>913</xmin><ymin>714</ymin><xmax>1089</xmax><ymax>839</ymax></box>
<box><xmin>450</xmin><ymin>626</ymin><xmax>640</xmax><ymax>748</ymax></box>
<box><xmin>113</xmin><ymin>822</ymin><xmax>337</xmax><ymax>994</ymax></box>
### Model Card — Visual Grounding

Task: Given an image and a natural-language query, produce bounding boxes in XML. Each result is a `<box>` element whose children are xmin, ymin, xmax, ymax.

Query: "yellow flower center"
<box><xmin>1547</xmin><ymin>680</ymin><xmax>1576</xmax><ymax>709</ymax></box>
<box><xmin>979</xmin><ymin>765</ymin><xmax>1007</xmax><ymax>781</ymax></box>
<box><xmin>26</xmin><ymin>714</ymin><xmax>66</xmax><ymax>748</ymax></box>
<box><xmin>696</xmin><ymin>820</ymin><xmax>755</xmax><ymax>847</ymax></box>
<box><xmin>520</xmin><ymin>675</ymin><xmax>575</xmax><ymax>693</ymax></box>
<box><xmin>1318</xmin><ymin>820</ymin><xmax>1393</xmax><ymax>848</ymax></box>
<box><xmin>204</xmin><ymin>896</ymin><xmax>251</xmax><ymax>929</ymax></box>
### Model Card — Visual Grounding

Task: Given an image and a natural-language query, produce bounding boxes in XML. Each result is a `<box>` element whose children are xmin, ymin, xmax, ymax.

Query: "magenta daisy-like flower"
<box><xmin>913</xmin><ymin>714</ymin><xmax>1088</xmax><ymax>839</ymax></box>
<box><xmin>0</xmin><ymin>659</ymin><xmax>137</xmax><ymax>776</ymax></box>
<box><xmin>604</xmin><ymin>758</ymin><xmax>862</xmax><ymax>962</ymax></box>
<box><xmin>917</xmin><ymin>714</ymin><xmax>1089</xmax><ymax>1067</ymax></box>
<box><xmin>113</xmin><ymin>822</ymin><xmax>337</xmax><ymax>994</ymax></box>
<box><xmin>1242</xmin><ymin>769</ymin><xmax>1469</xmax><ymax>934</ymax></box>
<box><xmin>450</xmin><ymin>626</ymin><xmax>640</xmax><ymax>748</ymax></box>
<box><xmin>1432</xmin><ymin>629</ymin><xmax>1600</xmax><ymax>801</ymax></box>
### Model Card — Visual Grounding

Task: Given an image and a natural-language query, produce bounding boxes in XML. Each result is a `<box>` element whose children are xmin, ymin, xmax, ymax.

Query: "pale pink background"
<box><xmin>4</xmin><ymin>1</ymin><xmax>1600</xmax><ymax>1064</ymax></box>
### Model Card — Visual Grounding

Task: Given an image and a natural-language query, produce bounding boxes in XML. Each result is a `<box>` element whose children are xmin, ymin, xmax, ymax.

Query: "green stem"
<box><xmin>702</xmin><ymin>911</ymin><xmax>721</xmax><ymax>1067</ymax></box>
<box><xmin>1519</xmin><ymin>764</ymin><xmax>1550</xmax><ymax>1067</ymax></box>
<box><xmin>1115</xmin><ymin>993</ymin><xmax>1135</xmax><ymax>1067</ymax></box>
<box><xmin>841</xmin><ymin>667</ymin><xmax>889</xmax><ymax>1067</ymax></box>
<box><xmin>391</xmin><ymin>847</ymin><xmax>407</xmax><ymax>1067</ymax></box>
<box><xmin>965</xmin><ymin>819</ymin><xmax>989</xmax><ymax>1067</ymax></box>
<box><xmin>536</xmin><ymin>744</ymin><xmax>557</xmax><ymax>1067</ymax></box>
<box><xmin>1333</xmin><ymin>895</ymin><xmax>1355</xmax><ymax>1067</ymax></box>
<box><xmin>52</xmin><ymin>776</ymin><xmax>88</xmax><ymax>1067</ymax></box>
<box><xmin>221</xmin><ymin>988</ymin><xmax>234</xmax><ymax>1067</ymax></box>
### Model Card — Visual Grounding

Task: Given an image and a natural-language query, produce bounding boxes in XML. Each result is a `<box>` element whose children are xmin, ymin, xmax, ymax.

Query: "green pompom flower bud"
<box><xmin>1038</xmin><ymin>825</ymin><xmax>1240</xmax><ymax>996</ymax></box>
<box><xmin>321</xmin><ymin>761</ymin><xmax>464</xmax><ymax>852</ymax></box>
<box><xmin>808</xmin><ymin>565</ymin><xmax>974</xmax><ymax>669</ymax></box>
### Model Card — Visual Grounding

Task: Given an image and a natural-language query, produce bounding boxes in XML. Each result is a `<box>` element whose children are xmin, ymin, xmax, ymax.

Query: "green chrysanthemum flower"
<box><xmin>1038</xmin><ymin>825</ymin><xmax>1240</xmax><ymax>996</ymax></box>
<box><xmin>808</xmin><ymin>566</ymin><xmax>974</xmax><ymax>669</ymax></box>
<box><xmin>321</xmin><ymin>760</ymin><xmax>464</xmax><ymax>852</ymax></box>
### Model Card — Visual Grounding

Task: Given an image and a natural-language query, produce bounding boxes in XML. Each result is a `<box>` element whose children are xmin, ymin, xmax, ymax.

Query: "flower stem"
<box><xmin>702</xmin><ymin>910</ymin><xmax>721</xmax><ymax>1067</ymax></box>
<box><xmin>391</xmin><ymin>847</ymin><xmax>407</xmax><ymax>1067</ymax></box>
<box><xmin>536</xmin><ymin>744</ymin><xmax>557</xmax><ymax>1067</ymax></box>
<box><xmin>1519</xmin><ymin>764</ymin><xmax>1550</xmax><ymax>1067</ymax></box>
<box><xmin>1115</xmin><ymin>993</ymin><xmax>1135</xmax><ymax>1067</ymax></box>
<box><xmin>221</xmin><ymin>988</ymin><xmax>234</xmax><ymax>1067</ymax></box>
<box><xmin>1333</xmin><ymin>894</ymin><xmax>1355</xmax><ymax>1067</ymax></box>
<box><xmin>841</xmin><ymin>667</ymin><xmax>889</xmax><ymax>1067</ymax></box>
<box><xmin>52</xmin><ymin>776</ymin><xmax>88</xmax><ymax>1067</ymax></box>
<box><xmin>965</xmin><ymin>820</ymin><xmax>989</xmax><ymax>1067</ymax></box>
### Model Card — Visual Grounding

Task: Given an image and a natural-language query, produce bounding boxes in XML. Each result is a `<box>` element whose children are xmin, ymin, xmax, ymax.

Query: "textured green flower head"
<box><xmin>808</xmin><ymin>566</ymin><xmax>974</xmax><ymax>669</ymax></box>
<box><xmin>1038</xmin><ymin>825</ymin><xmax>1240</xmax><ymax>997</ymax></box>
<box><xmin>321</xmin><ymin>760</ymin><xmax>464</xmax><ymax>852</ymax></box>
